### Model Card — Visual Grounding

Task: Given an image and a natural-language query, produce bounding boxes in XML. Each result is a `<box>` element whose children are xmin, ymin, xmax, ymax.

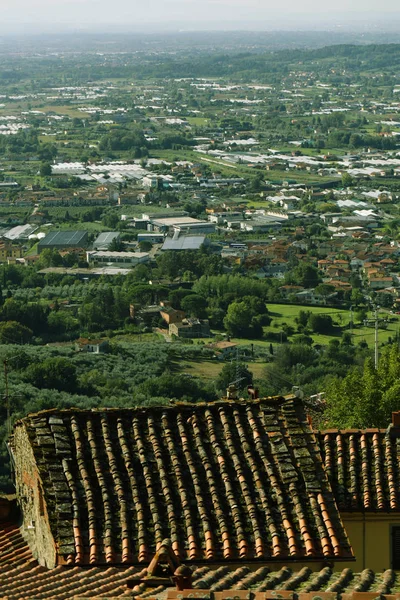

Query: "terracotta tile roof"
<box><xmin>0</xmin><ymin>518</ymin><xmax>388</xmax><ymax>597</ymax></box>
<box><xmin>0</xmin><ymin>525</ymin><xmax>398</xmax><ymax>600</ymax></box>
<box><xmin>170</xmin><ymin>566</ymin><xmax>400</xmax><ymax>596</ymax></box>
<box><xmin>13</xmin><ymin>397</ymin><xmax>353</xmax><ymax>566</ymax></box>
<box><xmin>0</xmin><ymin>521</ymin><xmax>143</xmax><ymax>599</ymax></box>
<box><xmin>318</xmin><ymin>427</ymin><xmax>400</xmax><ymax>511</ymax></box>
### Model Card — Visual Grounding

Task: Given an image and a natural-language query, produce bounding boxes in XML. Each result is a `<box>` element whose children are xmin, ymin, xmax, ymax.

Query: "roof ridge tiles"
<box><xmin>20</xmin><ymin>395</ymin><xmax>295</xmax><ymax>421</ymax></box>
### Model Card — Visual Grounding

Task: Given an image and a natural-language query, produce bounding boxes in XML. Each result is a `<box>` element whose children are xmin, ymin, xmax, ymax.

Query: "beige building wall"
<box><xmin>334</xmin><ymin>513</ymin><xmax>400</xmax><ymax>572</ymax></box>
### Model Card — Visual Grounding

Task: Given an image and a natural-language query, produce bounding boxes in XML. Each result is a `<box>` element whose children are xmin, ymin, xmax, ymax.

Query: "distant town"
<box><xmin>0</xmin><ymin>36</ymin><xmax>399</xmax><ymax>489</ymax></box>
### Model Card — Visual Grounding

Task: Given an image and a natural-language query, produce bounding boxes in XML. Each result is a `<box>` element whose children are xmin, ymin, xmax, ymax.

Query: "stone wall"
<box><xmin>12</xmin><ymin>425</ymin><xmax>57</xmax><ymax>568</ymax></box>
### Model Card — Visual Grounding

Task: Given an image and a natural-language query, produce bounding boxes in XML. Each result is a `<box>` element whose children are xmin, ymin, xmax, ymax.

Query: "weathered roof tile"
<box><xmin>13</xmin><ymin>397</ymin><xmax>352</xmax><ymax>566</ymax></box>
<box><xmin>318</xmin><ymin>428</ymin><xmax>400</xmax><ymax>511</ymax></box>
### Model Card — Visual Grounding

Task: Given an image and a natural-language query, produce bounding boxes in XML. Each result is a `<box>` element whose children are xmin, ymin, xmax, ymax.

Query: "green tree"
<box><xmin>223</xmin><ymin>300</ymin><xmax>264</xmax><ymax>339</ymax></box>
<box><xmin>314</xmin><ymin>283</ymin><xmax>335</xmax><ymax>304</ymax></box>
<box><xmin>102</xmin><ymin>213</ymin><xmax>119</xmax><ymax>228</ymax></box>
<box><xmin>341</xmin><ymin>172</ymin><xmax>353</xmax><ymax>187</ymax></box>
<box><xmin>138</xmin><ymin>240</ymin><xmax>152</xmax><ymax>252</ymax></box>
<box><xmin>108</xmin><ymin>237</ymin><xmax>125</xmax><ymax>252</ymax></box>
<box><xmin>355</xmin><ymin>308</ymin><xmax>367</xmax><ymax>323</ymax></box>
<box><xmin>47</xmin><ymin>311</ymin><xmax>78</xmax><ymax>334</ymax></box>
<box><xmin>79</xmin><ymin>302</ymin><xmax>105</xmax><ymax>332</ymax></box>
<box><xmin>308</xmin><ymin>313</ymin><xmax>333</xmax><ymax>334</ymax></box>
<box><xmin>350</xmin><ymin>288</ymin><xmax>364</xmax><ymax>307</ymax></box>
<box><xmin>296</xmin><ymin>310</ymin><xmax>312</xmax><ymax>328</ymax></box>
<box><xmin>39</xmin><ymin>162</ymin><xmax>52</xmax><ymax>177</ymax></box>
<box><xmin>24</xmin><ymin>357</ymin><xmax>77</xmax><ymax>392</ymax></box>
<box><xmin>38</xmin><ymin>248</ymin><xmax>64</xmax><ymax>268</ymax></box>
<box><xmin>0</xmin><ymin>321</ymin><xmax>32</xmax><ymax>344</ymax></box>
<box><xmin>137</xmin><ymin>372</ymin><xmax>214</xmax><ymax>401</ymax></box>
<box><xmin>216</xmin><ymin>362</ymin><xmax>253</xmax><ymax>393</ymax></box>
<box><xmin>325</xmin><ymin>345</ymin><xmax>400</xmax><ymax>428</ymax></box>
<box><xmin>290</xmin><ymin>263</ymin><xmax>320</xmax><ymax>289</ymax></box>
<box><xmin>181</xmin><ymin>294</ymin><xmax>207</xmax><ymax>318</ymax></box>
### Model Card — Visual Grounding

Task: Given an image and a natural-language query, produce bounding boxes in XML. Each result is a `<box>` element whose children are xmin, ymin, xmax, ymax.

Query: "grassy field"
<box><xmin>188</xmin><ymin>303</ymin><xmax>400</xmax><ymax>350</ymax></box>
<box><xmin>35</xmin><ymin>105</ymin><xmax>91</xmax><ymax>119</ymax></box>
<box><xmin>167</xmin><ymin>303</ymin><xmax>399</xmax><ymax>388</ymax></box>
<box><xmin>266</xmin><ymin>303</ymin><xmax>400</xmax><ymax>347</ymax></box>
<box><xmin>178</xmin><ymin>359</ymin><xmax>266</xmax><ymax>381</ymax></box>
<box><xmin>186</xmin><ymin>117</ymin><xmax>209</xmax><ymax>126</ymax></box>
<box><xmin>113</xmin><ymin>332</ymin><xmax>163</xmax><ymax>343</ymax></box>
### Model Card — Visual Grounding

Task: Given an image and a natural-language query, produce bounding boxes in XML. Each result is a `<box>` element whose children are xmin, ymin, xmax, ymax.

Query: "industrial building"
<box><xmin>86</xmin><ymin>250</ymin><xmax>150</xmax><ymax>267</ymax></box>
<box><xmin>38</xmin><ymin>230</ymin><xmax>89</xmax><ymax>253</ymax></box>
<box><xmin>92</xmin><ymin>231</ymin><xmax>121</xmax><ymax>250</ymax></box>
<box><xmin>150</xmin><ymin>216</ymin><xmax>215</xmax><ymax>234</ymax></box>
<box><xmin>4</xmin><ymin>224</ymin><xmax>37</xmax><ymax>241</ymax></box>
<box><xmin>137</xmin><ymin>233</ymin><xmax>165</xmax><ymax>244</ymax></box>
<box><xmin>161</xmin><ymin>235</ymin><xmax>207</xmax><ymax>251</ymax></box>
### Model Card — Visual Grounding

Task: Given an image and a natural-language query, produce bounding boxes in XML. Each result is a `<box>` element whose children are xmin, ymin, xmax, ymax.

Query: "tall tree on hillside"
<box><xmin>325</xmin><ymin>345</ymin><xmax>400</xmax><ymax>428</ymax></box>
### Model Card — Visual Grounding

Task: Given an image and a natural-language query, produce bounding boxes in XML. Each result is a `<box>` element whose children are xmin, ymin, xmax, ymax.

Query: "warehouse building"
<box><xmin>4</xmin><ymin>224</ymin><xmax>37</xmax><ymax>241</ymax></box>
<box><xmin>151</xmin><ymin>216</ymin><xmax>216</xmax><ymax>234</ymax></box>
<box><xmin>137</xmin><ymin>233</ymin><xmax>165</xmax><ymax>244</ymax></box>
<box><xmin>38</xmin><ymin>230</ymin><xmax>89</xmax><ymax>253</ymax></box>
<box><xmin>86</xmin><ymin>250</ymin><xmax>150</xmax><ymax>267</ymax></box>
<box><xmin>161</xmin><ymin>235</ymin><xmax>207</xmax><ymax>251</ymax></box>
<box><xmin>92</xmin><ymin>231</ymin><xmax>120</xmax><ymax>250</ymax></box>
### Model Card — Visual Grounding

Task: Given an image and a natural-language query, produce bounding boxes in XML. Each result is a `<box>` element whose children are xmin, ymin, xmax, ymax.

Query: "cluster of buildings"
<box><xmin>2</xmin><ymin>204</ymin><xmax>400</xmax><ymax>309</ymax></box>
<box><xmin>136</xmin><ymin>301</ymin><xmax>211</xmax><ymax>339</ymax></box>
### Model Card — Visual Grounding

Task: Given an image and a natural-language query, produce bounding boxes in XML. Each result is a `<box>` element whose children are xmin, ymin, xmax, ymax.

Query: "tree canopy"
<box><xmin>325</xmin><ymin>345</ymin><xmax>400</xmax><ymax>428</ymax></box>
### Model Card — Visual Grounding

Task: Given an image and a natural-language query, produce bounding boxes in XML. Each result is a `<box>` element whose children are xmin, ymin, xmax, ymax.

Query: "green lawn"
<box><xmin>266</xmin><ymin>303</ymin><xmax>400</xmax><ymax>347</ymax></box>
<box><xmin>113</xmin><ymin>332</ymin><xmax>163</xmax><ymax>343</ymax></box>
<box><xmin>176</xmin><ymin>358</ymin><xmax>266</xmax><ymax>384</ymax></box>
<box><xmin>35</xmin><ymin>105</ymin><xmax>91</xmax><ymax>118</ymax></box>
<box><xmin>186</xmin><ymin>117</ymin><xmax>209</xmax><ymax>126</ymax></box>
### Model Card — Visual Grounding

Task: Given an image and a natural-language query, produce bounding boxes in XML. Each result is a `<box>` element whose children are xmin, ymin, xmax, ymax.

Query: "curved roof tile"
<box><xmin>12</xmin><ymin>397</ymin><xmax>353</xmax><ymax>566</ymax></box>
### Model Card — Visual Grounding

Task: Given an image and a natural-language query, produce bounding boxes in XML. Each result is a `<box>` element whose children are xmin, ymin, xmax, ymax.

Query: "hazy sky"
<box><xmin>1</xmin><ymin>0</ymin><xmax>399</xmax><ymax>32</ymax></box>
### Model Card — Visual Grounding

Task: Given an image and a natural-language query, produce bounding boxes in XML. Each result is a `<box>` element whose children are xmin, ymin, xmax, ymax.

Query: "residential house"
<box><xmin>350</xmin><ymin>257</ymin><xmax>366</xmax><ymax>270</ymax></box>
<box><xmin>136</xmin><ymin>305</ymin><xmax>162</xmax><ymax>324</ymax></box>
<box><xmin>29</xmin><ymin>211</ymin><xmax>48</xmax><ymax>225</ymax></box>
<box><xmin>159</xmin><ymin>304</ymin><xmax>186</xmax><ymax>325</ymax></box>
<box><xmin>261</xmin><ymin>258</ymin><xmax>288</xmax><ymax>277</ymax></box>
<box><xmin>326</xmin><ymin>280</ymin><xmax>352</xmax><ymax>292</ymax></box>
<box><xmin>325</xmin><ymin>266</ymin><xmax>349</xmax><ymax>281</ymax></box>
<box><xmin>0</xmin><ymin>239</ymin><xmax>23</xmax><ymax>263</ymax></box>
<box><xmin>380</xmin><ymin>258</ymin><xmax>396</xmax><ymax>270</ymax></box>
<box><xmin>317</xmin><ymin>259</ymin><xmax>333</xmax><ymax>272</ymax></box>
<box><xmin>369</xmin><ymin>276</ymin><xmax>394</xmax><ymax>290</ymax></box>
<box><xmin>279</xmin><ymin>284</ymin><xmax>304</xmax><ymax>298</ymax></box>
<box><xmin>376</xmin><ymin>288</ymin><xmax>397</xmax><ymax>305</ymax></box>
<box><xmin>295</xmin><ymin>289</ymin><xmax>317</xmax><ymax>303</ymax></box>
<box><xmin>207</xmin><ymin>340</ymin><xmax>238</xmax><ymax>359</ymax></box>
<box><xmin>75</xmin><ymin>338</ymin><xmax>109</xmax><ymax>354</ymax></box>
<box><xmin>317</xmin><ymin>417</ymin><xmax>400</xmax><ymax>571</ymax></box>
<box><xmin>169</xmin><ymin>318</ymin><xmax>211</xmax><ymax>338</ymax></box>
